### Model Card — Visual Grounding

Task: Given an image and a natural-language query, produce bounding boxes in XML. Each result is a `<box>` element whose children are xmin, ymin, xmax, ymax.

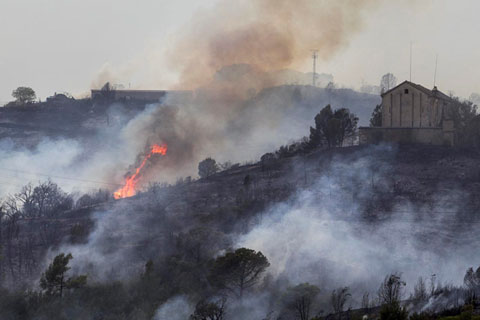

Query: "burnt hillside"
<box><xmin>3</xmin><ymin>143</ymin><xmax>480</xmax><ymax>289</ymax></box>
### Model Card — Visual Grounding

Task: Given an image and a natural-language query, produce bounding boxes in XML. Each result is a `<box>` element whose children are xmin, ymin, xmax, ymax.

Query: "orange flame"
<box><xmin>114</xmin><ymin>143</ymin><xmax>168</xmax><ymax>199</ymax></box>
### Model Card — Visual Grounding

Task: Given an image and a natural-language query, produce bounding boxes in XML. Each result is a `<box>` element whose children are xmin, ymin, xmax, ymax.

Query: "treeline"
<box><xmin>0</xmin><ymin>180</ymin><xmax>111</xmax><ymax>287</ymax></box>
<box><xmin>2</xmin><ymin>244</ymin><xmax>480</xmax><ymax>320</ymax></box>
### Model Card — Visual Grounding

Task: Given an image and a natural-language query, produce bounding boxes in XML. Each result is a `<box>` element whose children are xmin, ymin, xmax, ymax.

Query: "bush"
<box><xmin>379</xmin><ymin>302</ymin><xmax>407</xmax><ymax>320</ymax></box>
<box><xmin>309</xmin><ymin>105</ymin><xmax>358</xmax><ymax>148</ymax></box>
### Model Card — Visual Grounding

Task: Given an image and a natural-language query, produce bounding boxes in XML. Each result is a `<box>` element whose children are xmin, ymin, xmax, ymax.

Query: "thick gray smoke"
<box><xmin>154</xmin><ymin>296</ymin><xmax>193</xmax><ymax>320</ymax></box>
<box><xmin>0</xmin><ymin>104</ymin><xmax>168</xmax><ymax>198</ymax></box>
<box><xmin>0</xmin><ymin>0</ymin><xmax>385</xmax><ymax>199</ymax></box>
<box><xmin>85</xmin><ymin>0</ymin><xmax>384</xmax><ymax>191</ymax></box>
<box><xmin>45</xmin><ymin>144</ymin><xmax>480</xmax><ymax>318</ymax></box>
<box><xmin>235</xmin><ymin>144</ymin><xmax>480</xmax><ymax>308</ymax></box>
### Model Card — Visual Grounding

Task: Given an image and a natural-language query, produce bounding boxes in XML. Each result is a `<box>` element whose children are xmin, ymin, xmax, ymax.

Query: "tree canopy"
<box><xmin>309</xmin><ymin>105</ymin><xmax>358</xmax><ymax>148</ymax></box>
<box><xmin>40</xmin><ymin>253</ymin><xmax>87</xmax><ymax>296</ymax></box>
<box><xmin>4</xmin><ymin>180</ymin><xmax>73</xmax><ymax>219</ymax></box>
<box><xmin>198</xmin><ymin>158</ymin><xmax>219</xmax><ymax>178</ymax></box>
<box><xmin>370</xmin><ymin>104</ymin><xmax>382</xmax><ymax>127</ymax></box>
<box><xmin>209</xmin><ymin>247</ymin><xmax>269</xmax><ymax>298</ymax></box>
<box><xmin>12</xmin><ymin>86</ymin><xmax>36</xmax><ymax>104</ymax></box>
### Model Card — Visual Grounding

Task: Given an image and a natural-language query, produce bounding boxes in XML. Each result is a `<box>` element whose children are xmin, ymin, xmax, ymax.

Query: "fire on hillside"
<box><xmin>113</xmin><ymin>143</ymin><xmax>168</xmax><ymax>199</ymax></box>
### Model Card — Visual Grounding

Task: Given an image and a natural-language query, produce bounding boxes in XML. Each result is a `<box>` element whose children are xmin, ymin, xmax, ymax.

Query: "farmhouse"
<box><xmin>359</xmin><ymin>81</ymin><xmax>456</xmax><ymax>146</ymax></box>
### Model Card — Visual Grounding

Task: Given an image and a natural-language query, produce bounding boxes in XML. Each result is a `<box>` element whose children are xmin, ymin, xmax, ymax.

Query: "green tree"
<box><xmin>309</xmin><ymin>105</ymin><xmax>358</xmax><ymax>148</ymax></box>
<box><xmin>198</xmin><ymin>158</ymin><xmax>219</xmax><ymax>178</ymax></box>
<box><xmin>12</xmin><ymin>87</ymin><xmax>36</xmax><ymax>104</ymax></box>
<box><xmin>40</xmin><ymin>253</ymin><xmax>87</xmax><ymax>296</ymax></box>
<box><xmin>370</xmin><ymin>104</ymin><xmax>382</xmax><ymax>127</ymax></box>
<box><xmin>209</xmin><ymin>248</ymin><xmax>269</xmax><ymax>298</ymax></box>
<box><xmin>282</xmin><ymin>283</ymin><xmax>320</xmax><ymax>320</ymax></box>
<box><xmin>464</xmin><ymin>115</ymin><xmax>480</xmax><ymax>149</ymax></box>
<box><xmin>450</xmin><ymin>99</ymin><xmax>479</xmax><ymax>147</ymax></box>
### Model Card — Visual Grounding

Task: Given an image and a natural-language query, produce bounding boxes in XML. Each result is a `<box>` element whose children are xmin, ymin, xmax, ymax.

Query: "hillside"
<box><xmin>2</xmin><ymin>143</ymin><xmax>480</xmax><ymax>318</ymax></box>
<box><xmin>3</xmin><ymin>88</ymin><xmax>478</xmax><ymax>319</ymax></box>
<box><xmin>0</xmin><ymin>86</ymin><xmax>379</xmax><ymax>149</ymax></box>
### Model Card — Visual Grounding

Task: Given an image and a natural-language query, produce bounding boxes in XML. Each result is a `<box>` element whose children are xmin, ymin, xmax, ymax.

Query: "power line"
<box><xmin>0</xmin><ymin>167</ymin><xmax>122</xmax><ymax>187</ymax></box>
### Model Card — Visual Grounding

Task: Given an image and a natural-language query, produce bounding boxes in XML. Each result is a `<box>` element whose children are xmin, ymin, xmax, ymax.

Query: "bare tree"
<box><xmin>378</xmin><ymin>273</ymin><xmax>406</xmax><ymax>306</ymax></box>
<box><xmin>282</xmin><ymin>283</ymin><xmax>320</xmax><ymax>320</ymax></box>
<box><xmin>5</xmin><ymin>181</ymin><xmax>72</xmax><ymax>219</ymax></box>
<box><xmin>361</xmin><ymin>292</ymin><xmax>372</xmax><ymax>313</ymax></box>
<box><xmin>380</xmin><ymin>73</ymin><xmax>397</xmax><ymax>94</ymax></box>
<box><xmin>331</xmin><ymin>287</ymin><xmax>351</xmax><ymax>320</ymax></box>
<box><xmin>411</xmin><ymin>277</ymin><xmax>428</xmax><ymax>304</ymax></box>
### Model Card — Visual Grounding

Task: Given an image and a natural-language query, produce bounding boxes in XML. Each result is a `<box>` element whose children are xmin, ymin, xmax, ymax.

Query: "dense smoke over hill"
<box><xmin>4</xmin><ymin>1</ymin><xmax>480</xmax><ymax>319</ymax></box>
<box><xmin>1</xmin><ymin>0</ymin><xmax>386</xmax><ymax>198</ymax></box>
<box><xmin>0</xmin><ymin>86</ymin><xmax>378</xmax><ymax>198</ymax></box>
<box><xmin>88</xmin><ymin>0</ymin><xmax>386</xmax><ymax>193</ymax></box>
<box><xmin>34</xmin><ymin>144</ymin><xmax>480</xmax><ymax>319</ymax></box>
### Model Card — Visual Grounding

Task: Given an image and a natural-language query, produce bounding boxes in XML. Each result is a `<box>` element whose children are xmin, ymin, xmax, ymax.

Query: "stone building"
<box><xmin>359</xmin><ymin>81</ymin><xmax>456</xmax><ymax>146</ymax></box>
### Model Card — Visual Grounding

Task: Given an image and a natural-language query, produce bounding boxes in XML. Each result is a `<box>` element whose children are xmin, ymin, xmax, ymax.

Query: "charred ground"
<box><xmin>1</xmin><ymin>86</ymin><xmax>480</xmax><ymax>319</ymax></box>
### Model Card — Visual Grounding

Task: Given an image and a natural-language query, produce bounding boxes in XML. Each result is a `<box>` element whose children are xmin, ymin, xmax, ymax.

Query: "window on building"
<box><xmin>404</xmin><ymin>89</ymin><xmax>409</xmax><ymax>94</ymax></box>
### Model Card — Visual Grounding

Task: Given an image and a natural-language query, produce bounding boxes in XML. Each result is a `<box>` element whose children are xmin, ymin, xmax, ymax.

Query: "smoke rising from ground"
<box><xmin>235</xmin><ymin>145</ymin><xmax>480</xmax><ymax>306</ymax></box>
<box><xmin>47</xmin><ymin>144</ymin><xmax>480</xmax><ymax>317</ymax></box>
<box><xmin>154</xmin><ymin>296</ymin><xmax>193</xmax><ymax>320</ymax></box>
<box><xmin>0</xmin><ymin>0</ymin><xmax>382</xmax><ymax>195</ymax></box>
<box><xmin>89</xmin><ymin>0</ymin><xmax>385</xmax><ymax>190</ymax></box>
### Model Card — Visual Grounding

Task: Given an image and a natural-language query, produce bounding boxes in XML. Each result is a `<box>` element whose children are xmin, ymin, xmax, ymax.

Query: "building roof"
<box><xmin>381</xmin><ymin>80</ymin><xmax>454</xmax><ymax>103</ymax></box>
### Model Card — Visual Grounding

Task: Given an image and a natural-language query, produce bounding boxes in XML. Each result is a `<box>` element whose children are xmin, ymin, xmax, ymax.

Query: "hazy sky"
<box><xmin>1</xmin><ymin>0</ymin><xmax>479</xmax><ymax>103</ymax></box>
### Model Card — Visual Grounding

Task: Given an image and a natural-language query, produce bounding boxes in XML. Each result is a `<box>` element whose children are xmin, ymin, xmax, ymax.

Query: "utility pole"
<box><xmin>312</xmin><ymin>50</ymin><xmax>318</xmax><ymax>86</ymax></box>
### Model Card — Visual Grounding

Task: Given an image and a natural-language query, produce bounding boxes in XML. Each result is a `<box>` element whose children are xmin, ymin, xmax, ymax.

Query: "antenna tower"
<box><xmin>409</xmin><ymin>41</ymin><xmax>412</xmax><ymax>81</ymax></box>
<box><xmin>433</xmin><ymin>54</ymin><xmax>438</xmax><ymax>87</ymax></box>
<box><xmin>312</xmin><ymin>50</ymin><xmax>318</xmax><ymax>86</ymax></box>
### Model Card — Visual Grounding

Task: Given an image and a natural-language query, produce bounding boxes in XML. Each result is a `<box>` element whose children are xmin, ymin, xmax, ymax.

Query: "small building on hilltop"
<box><xmin>359</xmin><ymin>81</ymin><xmax>456</xmax><ymax>146</ymax></box>
<box><xmin>46</xmin><ymin>92</ymin><xmax>74</xmax><ymax>105</ymax></box>
<box><xmin>91</xmin><ymin>82</ymin><xmax>192</xmax><ymax>104</ymax></box>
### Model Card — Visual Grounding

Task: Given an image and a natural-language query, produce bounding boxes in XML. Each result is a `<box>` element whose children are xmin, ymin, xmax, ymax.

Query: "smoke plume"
<box><xmin>167</xmin><ymin>0</ymin><xmax>378</xmax><ymax>90</ymax></box>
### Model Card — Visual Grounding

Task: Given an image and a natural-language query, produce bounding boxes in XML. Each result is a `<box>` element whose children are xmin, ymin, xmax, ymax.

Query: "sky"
<box><xmin>1</xmin><ymin>0</ymin><xmax>479</xmax><ymax>103</ymax></box>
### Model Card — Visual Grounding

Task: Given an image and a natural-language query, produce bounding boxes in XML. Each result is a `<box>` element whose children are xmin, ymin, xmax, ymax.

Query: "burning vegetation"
<box><xmin>113</xmin><ymin>143</ymin><xmax>168</xmax><ymax>199</ymax></box>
